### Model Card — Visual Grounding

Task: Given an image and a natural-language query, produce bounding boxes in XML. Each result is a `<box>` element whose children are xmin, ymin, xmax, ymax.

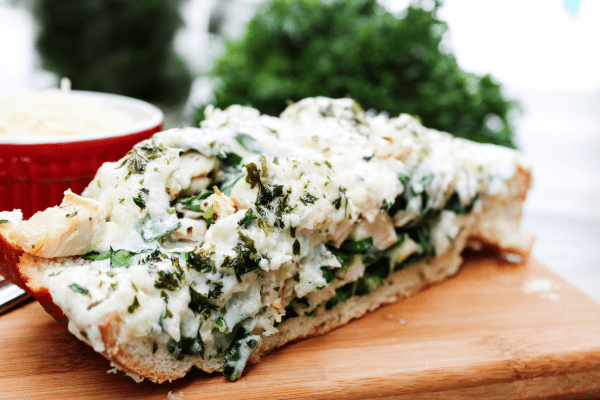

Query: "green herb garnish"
<box><xmin>217</xmin><ymin>152</ymin><xmax>245</xmax><ymax>196</ymax></box>
<box><xmin>299</xmin><ymin>193</ymin><xmax>317</xmax><ymax>205</ymax></box>
<box><xmin>221</xmin><ymin>232</ymin><xmax>263</xmax><ymax>282</ymax></box>
<box><xmin>223</xmin><ymin>328</ymin><xmax>260</xmax><ymax>381</ymax></box>
<box><xmin>140</xmin><ymin>212</ymin><xmax>181</xmax><ymax>243</ymax></box>
<box><xmin>340</xmin><ymin>237</ymin><xmax>373</xmax><ymax>253</ymax></box>
<box><xmin>109</xmin><ymin>248</ymin><xmax>137</xmax><ymax>268</ymax></box>
<box><xmin>238</xmin><ymin>209</ymin><xmax>257</xmax><ymax>229</ymax></box>
<box><xmin>187</xmin><ymin>250</ymin><xmax>215</xmax><ymax>274</ymax></box>
<box><xmin>127</xmin><ymin>296</ymin><xmax>140</xmax><ymax>313</ymax></box>
<box><xmin>68</xmin><ymin>283</ymin><xmax>90</xmax><ymax>297</ymax></box>
<box><xmin>215</xmin><ymin>317</ymin><xmax>227</xmax><ymax>332</ymax></box>
<box><xmin>178</xmin><ymin>190</ymin><xmax>214</xmax><ymax>212</ymax></box>
<box><xmin>154</xmin><ymin>258</ymin><xmax>184</xmax><ymax>291</ymax></box>
<box><xmin>188</xmin><ymin>286</ymin><xmax>217</xmax><ymax>317</ymax></box>
<box><xmin>133</xmin><ymin>188</ymin><xmax>149</xmax><ymax>210</ymax></box>
<box><xmin>234</xmin><ymin>132</ymin><xmax>263</xmax><ymax>154</ymax></box>
<box><xmin>168</xmin><ymin>334</ymin><xmax>204</xmax><ymax>360</ymax></box>
<box><xmin>203</xmin><ymin>206</ymin><xmax>216</xmax><ymax>224</ymax></box>
<box><xmin>320</xmin><ymin>267</ymin><xmax>335</xmax><ymax>284</ymax></box>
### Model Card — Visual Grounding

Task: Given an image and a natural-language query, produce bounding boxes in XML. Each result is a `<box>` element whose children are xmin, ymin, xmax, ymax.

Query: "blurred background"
<box><xmin>0</xmin><ymin>0</ymin><xmax>599</xmax><ymax>300</ymax></box>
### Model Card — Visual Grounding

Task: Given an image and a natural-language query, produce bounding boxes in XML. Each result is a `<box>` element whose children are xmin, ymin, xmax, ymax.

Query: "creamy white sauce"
<box><xmin>40</xmin><ymin>97</ymin><xmax>529</xmax><ymax>373</ymax></box>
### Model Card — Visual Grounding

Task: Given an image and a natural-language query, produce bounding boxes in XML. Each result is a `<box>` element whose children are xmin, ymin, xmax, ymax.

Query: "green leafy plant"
<box><xmin>35</xmin><ymin>0</ymin><xmax>192</xmax><ymax>106</ymax></box>
<box><xmin>196</xmin><ymin>0</ymin><xmax>518</xmax><ymax>148</ymax></box>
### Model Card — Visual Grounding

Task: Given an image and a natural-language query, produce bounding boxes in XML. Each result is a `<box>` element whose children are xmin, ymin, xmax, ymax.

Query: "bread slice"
<box><xmin>0</xmin><ymin>97</ymin><xmax>532</xmax><ymax>383</ymax></box>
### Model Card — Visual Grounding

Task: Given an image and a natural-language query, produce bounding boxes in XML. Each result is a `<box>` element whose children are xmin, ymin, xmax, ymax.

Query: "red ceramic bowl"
<box><xmin>0</xmin><ymin>91</ymin><xmax>163</xmax><ymax>218</ymax></box>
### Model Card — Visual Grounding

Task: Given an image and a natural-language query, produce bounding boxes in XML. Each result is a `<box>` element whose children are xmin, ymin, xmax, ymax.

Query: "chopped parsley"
<box><xmin>292</xmin><ymin>239</ymin><xmax>301</xmax><ymax>256</ymax></box>
<box><xmin>299</xmin><ymin>193</ymin><xmax>317</xmax><ymax>205</ymax></box>
<box><xmin>215</xmin><ymin>317</ymin><xmax>227</xmax><ymax>332</ymax></box>
<box><xmin>397</xmin><ymin>169</ymin><xmax>412</xmax><ymax>186</ymax></box>
<box><xmin>68</xmin><ymin>283</ymin><xmax>90</xmax><ymax>297</ymax></box>
<box><xmin>238</xmin><ymin>209</ymin><xmax>257</xmax><ymax>228</ymax></box>
<box><xmin>203</xmin><ymin>206</ymin><xmax>216</xmax><ymax>224</ymax></box>
<box><xmin>332</xmin><ymin>187</ymin><xmax>347</xmax><ymax>211</ymax></box>
<box><xmin>208</xmin><ymin>282</ymin><xmax>224</xmax><ymax>300</ymax></box>
<box><xmin>221</xmin><ymin>232</ymin><xmax>264</xmax><ymax>282</ymax></box>
<box><xmin>127</xmin><ymin>296</ymin><xmax>140</xmax><ymax>313</ymax></box>
<box><xmin>154</xmin><ymin>257</ymin><xmax>185</xmax><ymax>291</ymax></box>
<box><xmin>187</xmin><ymin>250</ymin><xmax>216</xmax><ymax>273</ymax></box>
<box><xmin>133</xmin><ymin>188</ymin><xmax>149</xmax><ymax>210</ymax></box>
<box><xmin>120</xmin><ymin>144</ymin><xmax>164</xmax><ymax>179</ymax></box>
<box><xmin>188</xmin><ymin>287</ymin><xmax>217</xmax><ymax>318</ymax></box>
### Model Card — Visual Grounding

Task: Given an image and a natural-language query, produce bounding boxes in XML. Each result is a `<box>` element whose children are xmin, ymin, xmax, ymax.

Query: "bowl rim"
<box><xmin>0</xmin><ymin>90</ymin><xmax>163</xmax><ymax>145</ymax></box>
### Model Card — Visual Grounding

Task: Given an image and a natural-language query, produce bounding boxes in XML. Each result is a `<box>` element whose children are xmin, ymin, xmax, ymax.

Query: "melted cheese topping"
<box><xmin>34</xmin><ymin>97</ymin><xmax>529</xmax><ymax>374</ymax></box>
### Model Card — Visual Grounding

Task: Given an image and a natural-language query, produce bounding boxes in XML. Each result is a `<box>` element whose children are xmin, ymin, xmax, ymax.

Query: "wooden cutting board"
<box><xmin>1</xmin><ymin>255</ymin><xmax>599</xmax><ymax>400</ymax></box>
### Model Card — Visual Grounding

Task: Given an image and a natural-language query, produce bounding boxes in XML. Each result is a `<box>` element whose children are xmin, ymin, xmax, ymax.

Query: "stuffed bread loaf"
<box><xmin>0</xmin><ymin>97</ymin><xmax>532</xmax><ymax>383</ymax></box>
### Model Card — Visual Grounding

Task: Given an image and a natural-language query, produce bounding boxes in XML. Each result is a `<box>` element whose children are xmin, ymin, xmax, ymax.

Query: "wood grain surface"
<box><xmin>0</xmin><ymin>255</ymin><xmax>599</xmax><ymax>399</ymax></box>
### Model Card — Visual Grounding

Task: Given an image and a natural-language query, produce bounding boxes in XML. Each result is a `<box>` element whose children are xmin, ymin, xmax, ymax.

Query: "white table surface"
<box><xmin>516</xmin><ymin>88</ymin><xmax>600</xmax><ymax>302</ymax></box>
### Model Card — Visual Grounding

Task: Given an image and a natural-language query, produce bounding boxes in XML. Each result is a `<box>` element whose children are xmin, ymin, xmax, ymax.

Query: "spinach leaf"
<box><xmin>83</xmin><ymin>251</ymin><xmax>111</xmax><ymax>261</ymax></box>
<box><xmin>168</xmin><ymin>334</ymin><xmax>204</xmax><ymax>360</ymax></box>
<box><xmin>326</xmin><ymin>246</ymin><xmax>355</xmax><ymax>272</ymax></box>
<box><xmin>223</xmin><ymin>328</ymin><xmax>261</xmax><ymax>381</ymax></box>
<box><xmin>110</xmin><ymin>248</ymin><xmax>138</xmax><ymax>268</ymax></box>
<box><xmin>83</xmin><ymin>248</ymin><xmax>138</xmax><ymax>268</ymax></box>
<box><xmin>178</xmin><ymin>190</ymin><xmax>214</xmax><ymax>212</ymax></box>
<box><xmin>140</xmin><ymin>212</ymin><xmax>181</xmax><ymax>243</ymax></box>
<box><xmin>325</xmin><ymin>282</ymin><xmax>354</xmax><ymax>310</ymax></box>
<box><xmin>217</xmin><ymin>152</ymin><xmax>244</xmax><ymax>196</ymax></box>
<box><xmin>340</xmin><ymin>237</ymin><xmax>373</xmax><ymax>253</ymax></box>
<box><xmin>234</xmin><ymin>133</ymin><xmax>263</xmax><ymax>154</ymax></box>
<box><xmin>220</xmin><ymin>151</ymin><xmax>243</xmax><ymax>167</ymax></box>
<box><xmin>444</xmin><ymin>191</ymin><xmax>479</xmax><ymax>215</ymax></box>
<box><xmin>320</xmin><ymin>267</ymin><xmax>335</xmax><ymax>284</ymax></box>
